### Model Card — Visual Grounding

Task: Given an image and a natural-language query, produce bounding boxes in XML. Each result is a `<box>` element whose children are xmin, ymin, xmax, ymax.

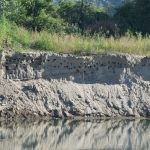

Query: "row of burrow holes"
<box><xmin>4</xmin><ymin>58</ymin><xmax>148</xmax><ymax>73</ymax></box>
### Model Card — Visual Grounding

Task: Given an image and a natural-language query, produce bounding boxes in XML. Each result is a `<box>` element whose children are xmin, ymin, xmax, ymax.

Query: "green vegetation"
<box><xmin>0</xmin><ymin>0</ymin><xmax>150</xmax><ymax>55</ymax></box>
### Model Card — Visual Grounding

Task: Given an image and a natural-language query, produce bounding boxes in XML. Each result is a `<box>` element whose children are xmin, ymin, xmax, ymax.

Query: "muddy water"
<box><xmin>0</xmin><ymin>119</ymin><xmax>150</xmax><ymax>150</ymax></box>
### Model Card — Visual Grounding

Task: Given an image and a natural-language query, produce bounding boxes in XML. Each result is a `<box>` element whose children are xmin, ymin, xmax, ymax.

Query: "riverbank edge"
<box><xmin>1</xmin><ymin>51</ymin><xmax>150</xmax><ymax>120</ymax></box>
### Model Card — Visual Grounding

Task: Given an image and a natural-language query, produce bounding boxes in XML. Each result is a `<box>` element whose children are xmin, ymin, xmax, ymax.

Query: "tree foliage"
<box><xmin>0</xmin><ymin>0</ymin><xmax>150</xmax><ymax>36</ymax></box>
<box><xmin>114</xmin><ymin>0</ymin><xmax>150</xmax><ymax>35</ymax></box>
<box><xmin>0</xmin><ymin>0</ymin><xmax>110</xmax><ymax>34</ymax></box>
<box><xmin>1</xmin><ymin>0</ymin><xmax>64</xmax><ymax>32</ymax></box>
<box><xmin>58</xmin><ymin>0</ymin><xmax>110</xmax><ymax>33</ymax></box>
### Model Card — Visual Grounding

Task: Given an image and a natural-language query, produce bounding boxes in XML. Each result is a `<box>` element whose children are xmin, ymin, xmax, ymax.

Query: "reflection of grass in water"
<box><xmin>1</xmin><ymin>18</ymin><xmax>150</xmax><ymax>55</ymax></box>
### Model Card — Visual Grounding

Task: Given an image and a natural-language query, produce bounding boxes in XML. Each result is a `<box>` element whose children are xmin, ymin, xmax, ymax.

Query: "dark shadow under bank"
<box><xmin>0</xmin><ymin>119</ymin><xmax>150</xmax><ymax>150</ymax></box>
<box><xmin>1</xmin><ymin>112</ymin><xmax>150</xmax><ymax>122</ymax></box>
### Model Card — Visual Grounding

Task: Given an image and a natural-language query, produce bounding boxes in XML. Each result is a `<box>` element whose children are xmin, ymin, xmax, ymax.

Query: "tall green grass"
<box><xmin>0</xmin><ymin>16</ymin><xmax>11</xmax><ymax>48</ymax></box>
<box><xmin>0</xmin><ymin>17</ymin><xmax>150</xmax><ymax>55</ymax></box>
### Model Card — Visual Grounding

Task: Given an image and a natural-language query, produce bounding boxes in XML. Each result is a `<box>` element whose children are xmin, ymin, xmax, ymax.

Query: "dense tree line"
<box><xmin>114</xmin><ymin>0</ymin><xmax>150</xmax><ymax>35</ymax></box>
<box><xmin>0</xmin><ymin>0</ymin><xmax>150</xmax><ymax>36</ymax></box>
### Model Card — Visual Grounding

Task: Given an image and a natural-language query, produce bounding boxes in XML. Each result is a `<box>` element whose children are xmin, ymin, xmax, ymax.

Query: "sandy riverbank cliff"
<box><xmin>0</xmin><ymin>50</ymin><xmax>150</xmax><ymax>119</ymax></box>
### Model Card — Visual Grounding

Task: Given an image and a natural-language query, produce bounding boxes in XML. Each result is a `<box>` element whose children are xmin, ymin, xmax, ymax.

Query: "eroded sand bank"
<box><xmin>0</xmin><ymin>50</ymin><xmax>150</xmax><ymax>119</ymax></box>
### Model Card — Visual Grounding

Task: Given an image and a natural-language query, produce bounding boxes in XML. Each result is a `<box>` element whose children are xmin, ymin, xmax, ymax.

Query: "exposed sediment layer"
<box><xmin>0</xmin><ymin>50</ymin><xmax>150</xmax><ymax>119</ymax></box>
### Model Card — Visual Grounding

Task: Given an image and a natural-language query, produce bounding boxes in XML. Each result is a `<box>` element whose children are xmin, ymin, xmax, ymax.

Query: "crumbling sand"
<box><xmin>0</xmin><ymin>50</ymin><xmax>150</xmax><ymax>119</ymax></box>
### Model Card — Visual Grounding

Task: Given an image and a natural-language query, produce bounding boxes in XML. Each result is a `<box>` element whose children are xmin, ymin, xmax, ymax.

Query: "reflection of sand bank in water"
<box><xmin>0</xmin><ymin>119</ymin><xmax>150</xmax><ymax>150</ymax></box>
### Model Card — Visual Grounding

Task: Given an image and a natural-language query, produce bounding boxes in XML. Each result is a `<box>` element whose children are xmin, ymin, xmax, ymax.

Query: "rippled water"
<box><xmin>0</xmin><ymin>119</ymin><xmax>150</xmax><ymax>150</ymax></box>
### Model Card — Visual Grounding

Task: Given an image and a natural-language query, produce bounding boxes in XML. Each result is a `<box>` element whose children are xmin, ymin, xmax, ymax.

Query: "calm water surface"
<box><xmin>0</xmin><ymin>119</ymin><xmax>150</xmax><ymax>150</ymax></box>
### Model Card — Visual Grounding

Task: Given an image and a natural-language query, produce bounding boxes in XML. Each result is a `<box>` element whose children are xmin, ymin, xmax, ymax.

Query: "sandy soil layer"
<box><xmin>1</xmin><ymin>50</ymin><xmax>150</xmax><ymax>119</ymax></box>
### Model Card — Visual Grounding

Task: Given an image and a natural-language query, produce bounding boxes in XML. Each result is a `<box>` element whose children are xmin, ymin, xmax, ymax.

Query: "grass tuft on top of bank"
<box><xmin>0</xmin><ymin>17</ymin><xmax>150</xmax><ymax>55</ymax></box>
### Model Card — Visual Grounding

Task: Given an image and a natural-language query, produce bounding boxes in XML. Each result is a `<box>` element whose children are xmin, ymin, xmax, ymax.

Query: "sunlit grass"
<box><xmin>1</xmin><ymin>18</ymin><xmax>150</xmax><ymax>55</ymax></box>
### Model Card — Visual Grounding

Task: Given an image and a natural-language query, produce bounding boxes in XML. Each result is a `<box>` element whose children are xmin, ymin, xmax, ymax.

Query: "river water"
<box><xmin>0</xmin><ymin>119</ymin><xmax>150</xmax><ymax>150</ymax></box>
